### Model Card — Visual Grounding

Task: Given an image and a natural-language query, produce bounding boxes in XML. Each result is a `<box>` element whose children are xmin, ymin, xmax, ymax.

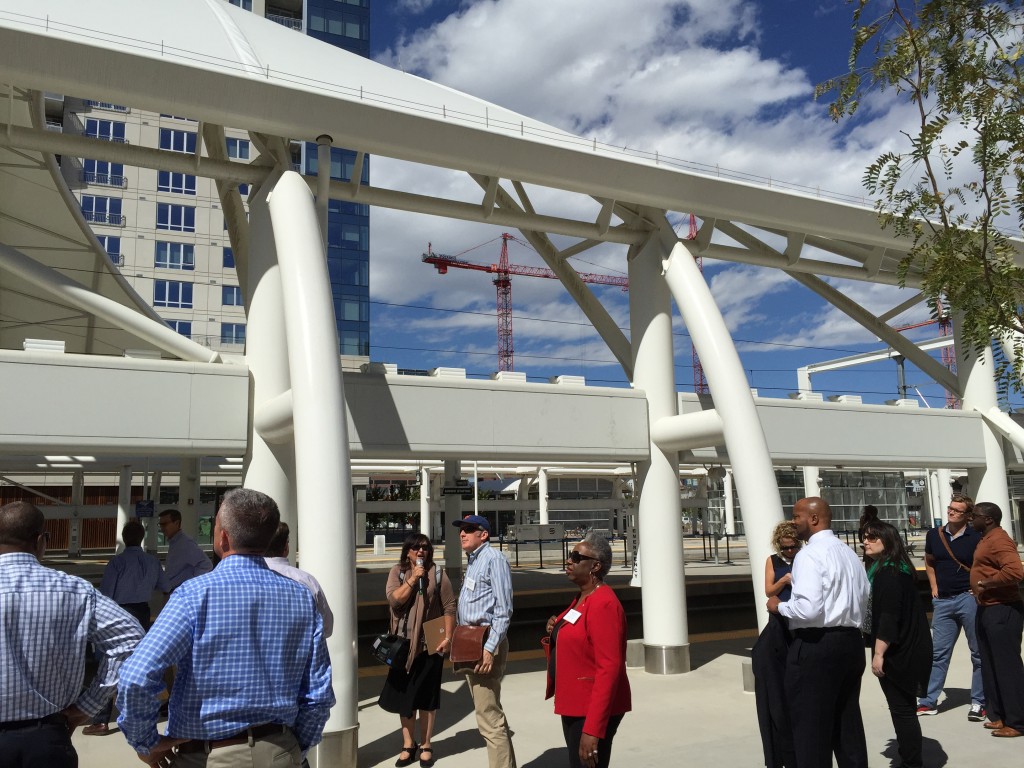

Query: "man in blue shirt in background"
<box><xmin>158</xmin><ymin>508</ymin><xmax>212</xmax><ymax>592</ymax></box>
<box><xmin>452</xmin><ymin>514</ymin><xmax>516</xmax><ymax>768</ymax></box>
<box><xmin>118</xmin><ymin>487</ymin><xmax>334</xmax><ymax>767</ymax></box>
<box><xmin>917</xmin><ymin>493</ymin><xmax>985</xmax><ymax>720</ymax></box>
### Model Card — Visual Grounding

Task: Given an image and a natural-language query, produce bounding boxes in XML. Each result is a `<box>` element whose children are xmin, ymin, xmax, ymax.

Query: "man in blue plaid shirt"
<box><xmin>117</xmin><ymin>488</ymin><xmax>334</xmax><ymax>767</ymax></box>
<box><xmin>0</xmin><ymin>501</ymin><xmax>144</xmax><ymax>767</ymax></box>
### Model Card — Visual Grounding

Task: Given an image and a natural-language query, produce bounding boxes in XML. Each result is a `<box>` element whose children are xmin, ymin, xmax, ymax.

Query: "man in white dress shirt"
<box><xmin>768</xmin><ymin>496</ymin><xmax>870</xmax><ymax>768</ymax></box>
<box><xmin>264</xmin><ymin>522</ymin><xmax>334</xmax><ymax>638</ymax></box>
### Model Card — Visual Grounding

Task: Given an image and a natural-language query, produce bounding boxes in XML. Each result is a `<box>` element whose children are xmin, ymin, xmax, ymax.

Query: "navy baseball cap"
<box><xmin>451</xmin><ymin>514</ymin><xmax>490</xmax><ymax>533</ymax></box>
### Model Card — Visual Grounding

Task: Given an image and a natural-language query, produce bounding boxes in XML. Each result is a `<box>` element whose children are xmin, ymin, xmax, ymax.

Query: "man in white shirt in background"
<box><xmin>264</xmin><ymin>522</ymin><xmax>334</xmax><ymax>638</ymax></box>
<box><xmin>768</xmin><ymin>496</ymin><xmax>870</xmax><ymax>768</ymax></box>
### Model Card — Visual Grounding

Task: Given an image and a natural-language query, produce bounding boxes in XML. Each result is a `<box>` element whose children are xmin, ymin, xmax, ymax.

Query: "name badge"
<box><xmin>465</xmin><ymin>577</ymin><xmax>476</xmax><ymax>591</ymax></box>
<box><xmin>563</xmin><ymin>609</ymin><xmax>582</xmax><ymax>624</ymax></box>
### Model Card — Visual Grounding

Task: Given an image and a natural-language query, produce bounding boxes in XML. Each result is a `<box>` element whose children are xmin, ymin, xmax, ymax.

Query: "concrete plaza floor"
<box><xmin>73</xmin><ymin>630</ymin><xmax>1018</xmax><ymax>768</ymax></box>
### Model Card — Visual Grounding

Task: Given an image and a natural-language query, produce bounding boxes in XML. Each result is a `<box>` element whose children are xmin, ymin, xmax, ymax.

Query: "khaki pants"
<box><xmin>171</xmin><ymin>728</ymin><xmax>302</xmax><ymax>768</ymax></box>
<box><xmin>459</xmin><ymin>638</ymin><xmax>517</xmax><ymax>768</ymax></box>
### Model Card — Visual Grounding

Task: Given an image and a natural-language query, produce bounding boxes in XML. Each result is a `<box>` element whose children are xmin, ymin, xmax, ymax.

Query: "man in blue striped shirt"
<box><xmin>117</xmin><ymin>488</ymin><xmax>334</xmax><ymax>767</ymax></box>
<box><xmin>0</xmin><ymin>501</ymin><xmax>144</xmax><ymax>767</ymax></box>
<box><xmin>452</xmin><ymin>514</ymin><xmax>517</xmax><ymax>768</ymax></box>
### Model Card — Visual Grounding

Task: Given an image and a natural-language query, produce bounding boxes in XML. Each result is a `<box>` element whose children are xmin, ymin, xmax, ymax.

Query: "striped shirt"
<box><xmin>117</xmin><ymin>554</ymin><xmax>334</xmax><ymax>754</ymax></box>
<box><xmin>100</xmin><ymin>546</ymin><xmax>168</xmax><ymax>604</ymax></box>
<box><xmin>458</xmin><ymin>542</ymin><xmax>513</xmax><ymax>653</ymax></box>
<box><xmin>0</xmin><ymin>552</ymin><xmax>144</xmax><ymax>720</ymax></box>
<box><xmin>163</xmin><ymin>531</ymin><xmax>212</xmax><ymax>591</ymax></box>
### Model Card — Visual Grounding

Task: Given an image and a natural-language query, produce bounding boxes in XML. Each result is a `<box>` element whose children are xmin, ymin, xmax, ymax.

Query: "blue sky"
<box><xmin>360</xmin><ymin>0</ymin><xmax>1008</xmax><ymax>408</ymax></box>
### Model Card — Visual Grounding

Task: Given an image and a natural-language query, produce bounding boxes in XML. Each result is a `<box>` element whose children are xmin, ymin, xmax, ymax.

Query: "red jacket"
<box><xmin>544</xmin><ymin>584</ymin><xmax>631</xmax><ymax>738</ymax></box>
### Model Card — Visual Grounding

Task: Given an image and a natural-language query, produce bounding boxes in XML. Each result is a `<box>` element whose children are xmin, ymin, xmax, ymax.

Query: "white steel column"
<box><xmin>259</xmin><ymin>171</ymin><xmax>356</xmax><ymax>767</ymax></box>
<box><xmin>953</xmin><ymin>317</ymin><xmax>1011</xmax><ymax>516</ymax></box>
<box><xmin>936</xmin><ymin>469</ymin><xmax>952</xmax><ymax>513</ymax></box>
<box><xmin>178</xmin><ymin>458</ymin><xmax>201</xmax><ymax>539</ymax></box>
<box><xmin>443</xmin><ymin>459</ymin><xmax>464</xmax><ymax>575</ymax></box>
<box><xmin>665</xmin><ymin>236</ymin><xmax>783</xmax><ymax>631</ymax></box>
<box><xmin>420</xmin><ymin>467</ymin><xmax>431</xmax><ymax>536</ymax></box>
<box><xmin>628</xmin><ymin>232</ymin><xmax>689</xmax><ymax>674</ymax></box>
<box><xmin>116</xmin><ymin>465</ymin><xmax>132</xmax><ymax>553</ymax></box>
<box><xmin>538</xmin><ymin>468</ymin><xmax>550</xmax><ymax>525</ymax></box>
<box><xmin>724</xmin><ymin>469</ymin><xmax>736</xmax><ymax>535</ymax></box>
<box><xmin>315</xmin><ymin>135</ymin><xmax>332</xmax><ymax>241</ymax></box>
<box><xmin>802</xmin><ymin>466</ymin><xmax>819</xmax><ymax>498</ymax></box>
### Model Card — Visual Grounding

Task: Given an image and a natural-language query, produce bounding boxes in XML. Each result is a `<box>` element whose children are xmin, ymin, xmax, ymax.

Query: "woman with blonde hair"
<box><xmin>753</xmin><ymin>519</ymin><xmax>802</xmax><ymax>768</ymax></box>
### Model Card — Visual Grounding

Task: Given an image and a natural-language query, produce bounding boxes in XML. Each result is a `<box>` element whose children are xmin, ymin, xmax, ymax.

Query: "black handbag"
<box><xmin>371</xmin><ymin>632</ymin><xmax>410</xmax><ymax>667</ymax></box>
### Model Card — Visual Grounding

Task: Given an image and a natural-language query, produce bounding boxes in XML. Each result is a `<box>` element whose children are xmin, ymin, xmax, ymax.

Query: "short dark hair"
<box><xmin>0</xmin><ymin>501</ymin><xmax>45</xmax><ymax>547</ymax></box>
<box><xmin>973</xmin><ymin>500</ymin><xmax>1002</xmax><ymax>525</ymax></box>
<box><xmin>159</xmin><ymin>509</ymin><xmax>182</xmax><ymax>524</ymax></box>
<box><xmin>218</xmin><ymin>488</ymin><xmax>280</xmax><ymax>552</ymax></box>
<box><xmin>265</xmin><ymin>522</ymin><xmax>290</xmax><ymax>557</ymax></box>
<box><xmin>122</xmin><ymin>520</ymin><xmax>145</xmax><ymax>547</ymax></box>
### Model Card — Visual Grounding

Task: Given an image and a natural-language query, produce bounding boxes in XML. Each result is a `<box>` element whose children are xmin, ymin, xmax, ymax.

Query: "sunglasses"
<box><xmin>780</xmin><ymin>545</ymin><xmax>799</xmax><ymax>551</ymax></box>
<box><xmin>411</xmin><ymin>544</ymin><xmax>431</xmax><ymax>551</ymax></box>
<box><xmin>861</xmin><ymin>534</ymin><xmax>880</xmax><ymax>543</ymax></box>
<box><xmin>567</xmin><ymin>551</ymin><xmax>597</xmax><ymax>563</ymax></box>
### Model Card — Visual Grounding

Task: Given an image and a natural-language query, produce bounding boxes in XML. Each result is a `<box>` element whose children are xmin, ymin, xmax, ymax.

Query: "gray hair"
<box><xmin>218</xmin><ymin>487</ymin><xmax>280</xmax><ymax>553</ymax></box>
<box><xmin>581</xmin><ymin>531</ymin><xmax>613</xmax><ymax>580</ymax></box>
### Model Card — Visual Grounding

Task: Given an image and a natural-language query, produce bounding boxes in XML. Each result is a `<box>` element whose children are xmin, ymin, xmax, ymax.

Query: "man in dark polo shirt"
<box><xmin>917</xmin><ymin>493</ymin><xmax>985</xmax><ymax>720</ymax></box>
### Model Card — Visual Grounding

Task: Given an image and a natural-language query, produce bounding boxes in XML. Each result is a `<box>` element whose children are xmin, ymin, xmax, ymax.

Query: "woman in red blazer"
<box><xmin>544</xmin><ymin>531</ymin><xmax>631</xmax><ymax>768</ymax></box>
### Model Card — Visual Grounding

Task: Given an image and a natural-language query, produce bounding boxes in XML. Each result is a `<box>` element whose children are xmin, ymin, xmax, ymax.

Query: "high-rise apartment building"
<box><xmin>51</xmin><ymin>0</ymin><xmax>371</xmax><ymax>361</ymax></box>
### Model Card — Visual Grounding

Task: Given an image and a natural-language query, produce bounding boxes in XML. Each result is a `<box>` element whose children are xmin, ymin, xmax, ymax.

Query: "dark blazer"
<box><xmin>870</xmin><ymin>565</ymin><xmax>932</xmax><ymax>695</ymax></box>
<box><xmin>544</xmin><ymin>584</ymin><xmax>631</xmax><ymax>738</ymax></box>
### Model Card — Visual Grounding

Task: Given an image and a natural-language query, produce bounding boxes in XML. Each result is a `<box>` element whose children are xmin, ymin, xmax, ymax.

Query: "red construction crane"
<box><xmin>423</xmin><ymin>233</ymin><xmax>628</xmax><ymax>372</ymax></box>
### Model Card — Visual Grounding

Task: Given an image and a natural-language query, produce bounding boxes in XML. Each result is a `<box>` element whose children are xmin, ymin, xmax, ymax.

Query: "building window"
<box><xmin>81</xmin><ymin>195</ymin><xmax>124</xmax><ymax>226</ymax></box>
<box><xmin>165</xmin><ymin>319</ymin><xmax>192</xmax><ymax>338</ymax></box>
<box><xmin>228</xmin><ymin>0</ymin><xmax>252</xmax><ymax>9</ymax></box>
<box><xmin>155</xmin><ymin>241</ymin><xmax>195</xmax><ymax>270</ymax></box>
<box><xmin>96</xmin><ymin>235</ymin><xmax>121</xmax><ymax>264</ymax></box>
<box><xmin>339</xmin><ymin>294</ymin><xmax>368</xmax><ymax>322</ymax></box>
<box><xmin>82</xmin><ymin>159</ymin><xmax>125</xmax><ymax>187</ymax></box>
<box><xmin>238</xmin><ymin>183</ymin><xmax>250</xmax><ymax>196</ymax></box>
<box><xmin>221</xmin><ymin>323</ymin><xmax>246</xmax><ymax>345</ymax></box>
<box><xmin>154</xmin><ymin>280</ymin><xmax>193</xmax><ymax>308</ymax></box>
<box><xmin>159</xmin><ymin>128</ymin><xmax>197</xmax><ymax>154</ymax></box>
<box><xmin>222</xmin><ymin>285</ymin><xmax>244</xmax><ymax>306</ymax></box>
<box><xmin>340</xmin><ymin>329</ymin><xmax>368</xmax><ymax>356</ymax></box>
<box><xmin>226</xmin><ymin>138</ymin><xmax>250</xmax><ymax>160</ymax></box>
<box><xmin>157</xmin><ymin>171</ymin><xmax>197</xmax><ymax>195</ymax></box>
<box><xmin>84</xmin><ymin>118</ymin><xmax>126</xmax><ymax>143</ymax></box>
<box><xmin>223</xmin><ymin>247</ymin><xmax>235</xmax><ymax>268</ymax></box>
<box><xmin>156</xmin><ymin>203</ymin><xmax>195</xmax><ymax>232</ymax></box>
<box><xmin>85</xmin><ymin>100</ymin><xmax>129</xmax><ymax>112</ymax></box>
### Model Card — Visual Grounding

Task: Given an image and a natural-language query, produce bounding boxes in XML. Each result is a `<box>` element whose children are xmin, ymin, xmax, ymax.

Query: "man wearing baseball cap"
<box><xmin>451</xmin><ymin>515</ymin><xmax>516</xmax><ymax>768</ymax></box>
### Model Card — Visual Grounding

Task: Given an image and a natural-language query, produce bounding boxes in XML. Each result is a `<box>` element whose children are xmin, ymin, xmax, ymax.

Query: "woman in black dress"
<box><xmin>752</xmin><ymin>520</ymin><xmax>801</xmax><ymax>768</ymax></box>
<box><xmin>861</xmin><ymin>521</ymin><xmax>931</xmax><ymax>768</ymax></box>
<box><xmin>379</xmin><ymin>534</ymin><xmax>457</xmax><ymax>768</ymax></box>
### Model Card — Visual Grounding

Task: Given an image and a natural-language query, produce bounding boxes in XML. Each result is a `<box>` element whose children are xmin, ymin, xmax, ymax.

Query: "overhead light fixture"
<box><xmin>44</xmin><ymin>455</ymin><xmax>72</xmax><ymax>462</ymax></box>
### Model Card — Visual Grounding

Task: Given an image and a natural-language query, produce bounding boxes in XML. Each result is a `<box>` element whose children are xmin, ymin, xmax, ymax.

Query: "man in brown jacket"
<box><xmin>969</xmin><ymin>501</ymin><xmax>1024</xmax><ymax>737</ymax></box>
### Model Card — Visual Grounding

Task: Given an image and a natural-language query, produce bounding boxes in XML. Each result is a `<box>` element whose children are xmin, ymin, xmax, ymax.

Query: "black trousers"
<box><xmin>0</xmin><ymin>719</ymin><xmax>77</xmax><ymax>768</ymax></box>
<box><xmin>561</xmin><ymin>713</ymin><xmax>623</xmax><ymax>768</ymax></box>
<box><xmin>878</xmin><ymin>676</ymin><xmax>922</xmax><ymax>768</ymax></box>
<box><xmin>977</xmin><ymin>601</ymin><xmax>1024</xmax><ymax>731</ymax></box>
<box><xmin>785</xmin><ymin>627</ymin><xmax>868</xmax><ymax>768</ymax></box>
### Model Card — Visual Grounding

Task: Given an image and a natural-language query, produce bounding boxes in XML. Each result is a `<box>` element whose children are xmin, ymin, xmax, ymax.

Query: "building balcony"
<box><xmin>81</xmin><ymin>131</ymin><xmax>130</xmax><ymax>144</ymax></box>
<box><xmin>44</xmin><ymin>121</ymin><xmax>63</xmax><ymax>132</ymax></box>
<box><xmin>82</xmin><ymin>211</ymin><xmax>126</xmax><ymax>227</ymax></box>
<box><xmin>81</xmin><ymin>171</ymin><xmax>127</xmax><ymax>188</ymax></box>
<box><xmin>267</xmin><ymin>13</ymin><xmax>302</xmax><ymax>31</ymax></box>
<box><xmin>84</xmin><ymin>100</ymin><xmax>130</xmax><ymax>113</ymax></box>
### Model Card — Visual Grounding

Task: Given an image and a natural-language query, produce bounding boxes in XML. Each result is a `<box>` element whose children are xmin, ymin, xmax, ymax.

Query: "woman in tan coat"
<box><xmin>379</xmin><ymin>533</ymin><xmax>457</xmax><ymax>768</ymax></box>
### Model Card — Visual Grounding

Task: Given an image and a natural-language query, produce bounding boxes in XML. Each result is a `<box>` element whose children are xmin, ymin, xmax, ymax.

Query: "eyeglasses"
<box><xmin>947</xmin><ymin>506</ymin><xmax>967</xmax><ymax>514</ymax></box>
<box><xmin>861</xmin><ymin>534</ymin><xmax>880</xmax><ymax>543</ymax></box>
<box><xmin>780</xmin><ymin>545</ymin><xmax>799</xmax><ymax>551</ymax></box>
<box><xmin>411</xmin><ymin>544</ymin><xmax>431</xmax><ymax>551</ymax></box>
<box><xmin>567</xmin><ymin>551</ymin><xmax>597</xmax><ymax>563</ymax></box>
<box><xmin>459</xmin><ymin>526</ymin><xmax>481</xmax><ymax>534</ymax></box>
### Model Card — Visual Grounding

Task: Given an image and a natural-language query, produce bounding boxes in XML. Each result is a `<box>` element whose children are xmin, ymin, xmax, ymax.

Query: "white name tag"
<box><xmin>563</xmin><ymin>608</ymin><xmax>582</xmax><ymax>624</ymax></box>
<box><xmin>465</xmin><ymin>577</ymin><xmax>476</xmax><ymax>592</ymax></box>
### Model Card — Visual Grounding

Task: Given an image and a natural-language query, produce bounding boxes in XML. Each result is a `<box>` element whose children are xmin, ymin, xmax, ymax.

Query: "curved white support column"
<box><xmin>953</xmin><ymin>317</ymin><xmax>1011</xmax><ymax>518</ymax></box>
<box><xmin>263</xmin><ymin>171</ymin><xmax>357</xmax><ymax>763</ymax></box>
<box><xmin>538</xmin><ymin>468</ymin><xmax>549</xmax><ymax>525</ymax></box>
<box><xmin>665</xmin><ymin>238</ymin><xmax>784</xmax><ymax>631</ymax></box>
<box><xmin>650</xmin><ymin>410</ymin><xmax>724</xmax><ymax>452</ymax></box>
<box><xmin>629</xmin><ymin>233</ymin><xmax>689</xmax><ymax>674</ymax></box>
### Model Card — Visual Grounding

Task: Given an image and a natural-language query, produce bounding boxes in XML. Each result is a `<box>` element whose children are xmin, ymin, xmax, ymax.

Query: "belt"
<box><xmin>176</xmin><ymin>723</ymin><xmax>289</xmax><ymax>754</ymax></box>
<box><xmin>793</xmin><ymin>626</ymin><xmax>861</xmax><ymax>637</ymax></box>
<box><xmin>0</xmin><ymin>713</ymin><xmax>67</xmax><ymax>731</ymax></box>
<box><xmin>937</xmin><ymin>589</ymin><xmax>971</xmax><ymax>599</ymax></box>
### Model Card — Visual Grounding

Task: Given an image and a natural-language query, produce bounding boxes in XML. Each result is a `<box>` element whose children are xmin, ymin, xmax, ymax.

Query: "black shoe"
<box><xmin>968</xmin><ymin>704</ymin><xmax>986</xmax><ymax>722</ymax></box>
<box><xmin>396</xmin><ymin>743</ymin><xmax>418</xmax><ymax>768</ymax></box>
<box><xmin>419</xmin><ymin>745</ymin><xmax>435</xmax><ymax>768</ymax></box>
